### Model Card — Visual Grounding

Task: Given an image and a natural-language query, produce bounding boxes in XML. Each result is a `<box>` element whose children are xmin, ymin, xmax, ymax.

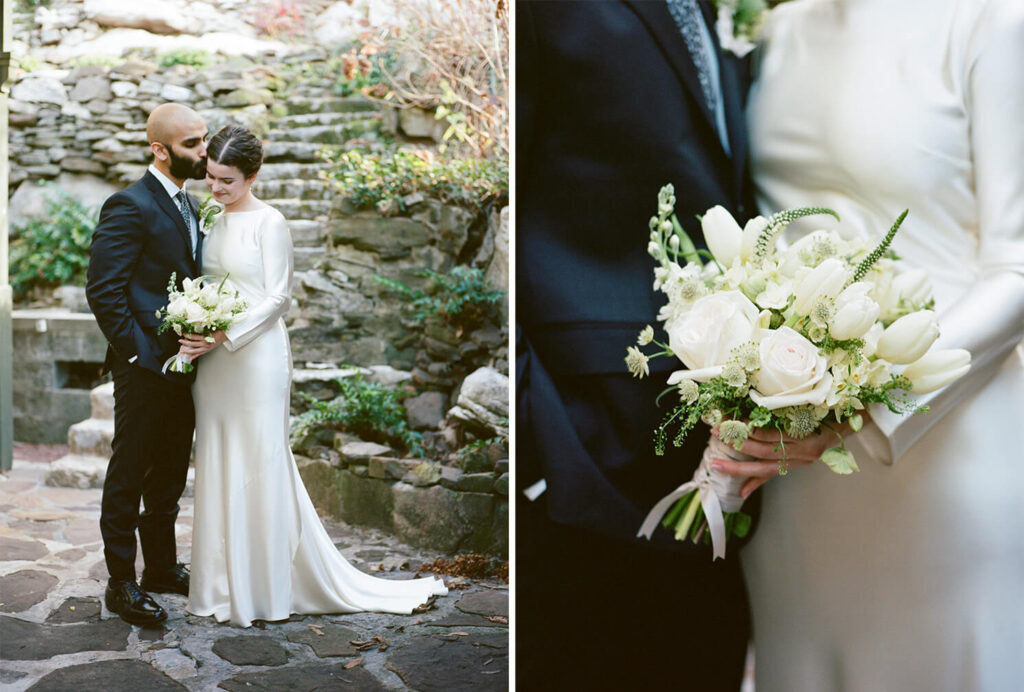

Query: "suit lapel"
<box><xmin>142</xmin><ymin>171</ymin><xmax>198</xmax><ymax>274</ymax></box>
<box><xmin>623</xmin><ymin>0</ymin><xmax>718</xmax><ymax>138</ymax></box>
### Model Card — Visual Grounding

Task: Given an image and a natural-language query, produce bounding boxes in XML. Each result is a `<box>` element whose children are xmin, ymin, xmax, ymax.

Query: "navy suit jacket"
<box><xmin>86</xmin><ymin>171</ymin><xmax>203</xmax><ymax>383</ymax></box>
<box><xmin>516</xmin><ymin>0</ymin><xmax>759</xmax><ymax>544</ymax></box>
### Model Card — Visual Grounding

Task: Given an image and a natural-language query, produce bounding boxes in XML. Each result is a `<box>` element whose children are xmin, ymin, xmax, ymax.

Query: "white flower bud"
<box><xmin>700</xmin><ymin>205</ymin><xmax>744</xmax><ymax>267</ymax></box>
<box><xmin>829</xmin><ymin>282</ymin><xmax>880</xmax><ymax>340</ymax></box>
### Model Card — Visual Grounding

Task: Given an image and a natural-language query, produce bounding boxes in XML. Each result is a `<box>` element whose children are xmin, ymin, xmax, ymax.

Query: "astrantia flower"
<box><xmin>625</xmin><ymin>346</ymin><xmax>650</xmax><ymax>379</ymax></box>
<box><xmin>810</xmin><ymin>296</ymin><xmax>835</xmax><ymax>329</ymax></box>
<box><xmin>782</xmin><ymin>405</ymin><xmax>820</xmax><ymax>439</ymax></box>
<box><xmin>731</xmin><ymin>342</ymin><xmax>760</xmax><ymax>371</ymax></box>
<box><xmin>677</xmin><ymin>379</ymin><xmax>699</xmax><ymax>405</ymax></box>
<box><xmin>718</xmin><ymin>419</ymin><xmax>749</xmax><ymax>450</ymax></box>
<box><xmin>637</xmin><ymin>325</ymin><xmax>654</xmax><ymax>346</ymax></box>
<box><xmin>722</xmin><ymin>362</ymin><xmax>748</xmax><ymax>388</ymax></box>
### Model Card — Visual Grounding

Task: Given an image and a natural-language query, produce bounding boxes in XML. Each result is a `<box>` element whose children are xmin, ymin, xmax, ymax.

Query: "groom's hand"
<box><xmin>179</xmin><ymin>331</ymin><xmax>227</xmax><ymax>358</ymax></box>
<box><xmin>710</xmin><ymin>422</ymin><xmax>855</xmax><ymax>498</ymax></box>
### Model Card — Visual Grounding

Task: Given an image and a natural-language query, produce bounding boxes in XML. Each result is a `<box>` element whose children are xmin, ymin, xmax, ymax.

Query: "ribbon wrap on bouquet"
<box><xmin>161</xmin><ymin>352</ymin><xmax>193</xmax><ymax>374</ymax></box>
<box><xmin>637</xmin><ymin>436</ymin><xmax>757</xmax><ymax>560</ymax></box>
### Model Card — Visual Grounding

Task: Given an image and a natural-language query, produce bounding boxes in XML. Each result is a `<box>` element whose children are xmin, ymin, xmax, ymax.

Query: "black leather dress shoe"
<box><xmin>105</xmin><ymin>580</ymin><xmax>167</xmax><ymax>627</ymax></box>
<box><xmin>140</xmin><ymin>563</ymin><xmax>190</xmax><ymax>596</ymax></box>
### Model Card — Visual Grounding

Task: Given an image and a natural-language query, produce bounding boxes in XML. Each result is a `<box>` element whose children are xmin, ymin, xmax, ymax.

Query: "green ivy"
<box><xmin>323</xmin><ymin>149</ymin><xmax>508</xmax><ymax>214</ymax></box>
<box><xmin>375</xmin><ymin>266</ymin><xmax>504</xmax><ymax>330</ymax></box>
<box><xmin>9</xmin><ymin>182</ymin><xmax>98</xmax><ymax>301</ymax></box>
<box><xmin>290</xmin><ymin>374</ymin><xmax>423</xmax><ymax>455</ymax></box>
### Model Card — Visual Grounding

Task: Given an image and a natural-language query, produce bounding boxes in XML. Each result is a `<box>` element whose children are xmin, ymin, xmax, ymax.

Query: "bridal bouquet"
<box><xmin>156</xmin><ymin>272</ymin><xmax>247</xmax><ymax>373</ymax></box>
<box><xmin>628</xmin><ymin>185</ymin><xmax>971</xmax><ymax>559</ymax></box>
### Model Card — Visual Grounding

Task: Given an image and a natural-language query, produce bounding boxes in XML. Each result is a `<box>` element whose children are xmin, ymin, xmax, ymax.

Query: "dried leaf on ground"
<box><xmin>418</xmin><ymin>554</ymin><xmax>508</xmax><ymax>582</ymax></box>
<box><xmin>343</xmin><ymin>657</ymin><xmax>363</xmax><ymax>670</ymax></box>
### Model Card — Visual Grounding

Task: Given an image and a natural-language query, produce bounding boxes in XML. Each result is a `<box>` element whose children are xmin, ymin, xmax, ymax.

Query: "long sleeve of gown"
<box><xmin>223</xmin><ymin>213</ymin><xmax>294</xmax><ymax>352</ymax></box>
<box><xmin>858</xmin><ymin>0</ymin><xmax>1024</xmax><ymax>464</ymax></box>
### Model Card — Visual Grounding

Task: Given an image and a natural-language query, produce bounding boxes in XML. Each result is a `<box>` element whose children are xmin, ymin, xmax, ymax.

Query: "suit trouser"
<box><xmin>101</xmin><ymin>359</ymin><xmax>194</xmax><ymax>581</ymax></box>
<box><xmin>517</xmin><ymin>495</ymin><xmax>751</xmax><ymax>691</ymax></box>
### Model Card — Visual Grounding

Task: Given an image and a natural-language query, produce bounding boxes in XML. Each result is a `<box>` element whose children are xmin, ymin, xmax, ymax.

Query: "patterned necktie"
<box><xmin>666</xmin><ymin>0</ymin><xmax>717</xmax><ymax>114</ymax></box>
<box><xmin>175</xmin><ymin>190</ymin><xmax>197</xmax><ymax>258</ymax></box>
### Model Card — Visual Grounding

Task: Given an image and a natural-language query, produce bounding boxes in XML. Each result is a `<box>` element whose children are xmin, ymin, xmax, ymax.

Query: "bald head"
<box><xmin>147</xmin><ymin>103</ymin><xmax>209</xmax><ymax>184</ymax></box>
<box><xmin>147</xmin><ymin>103</ymin><xmax>205</xmax><ymax>145</ymax></box>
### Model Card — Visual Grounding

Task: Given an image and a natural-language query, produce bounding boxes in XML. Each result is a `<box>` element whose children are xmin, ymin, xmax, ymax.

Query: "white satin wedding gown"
<box><xmin>742</xmin><ymin>0</ymin><xmax>1024</xmax><ymax>689</ymax></box>
<box><xmin>187</xmin><ymin>204</ymin><xmax>447</xmax><ymax>627</ymax></box>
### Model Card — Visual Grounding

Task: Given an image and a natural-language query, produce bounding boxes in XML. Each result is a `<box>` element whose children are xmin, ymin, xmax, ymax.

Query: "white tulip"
<box><xmin>878</xmin><ymin>268</ymin><xmax>933</xmax><ymax>319</ymax></box>
<box><xmin>792</xmin><ymin>258</ymin><xmax>849</xmax><ymax>316</ymax></box>
<box><xmin>829</xmin><ymin>282</ymin><xmax>881</xmax><ymax>340</ymax></box>
<box><xmin>701</xmin><ymin>206</ymin><xmax>744</xmax><ymax>267</ymax></box>
<box><xmin>740</xmin><ymin>216</ymin><xmax>767</xmax><ymax>262</ymax></box>
<box><xmin>665</xmin><ymin>291</ymin><xmax>760</xmax><ymax>383</ymax></box>
<box><xmin>861</xmin><ymin>322</ymin><xmax>884</xmax><ymax>358</ymax></box>
<box><xmin>185</xmin><ymin>301</ymin><xmax>207</xmax><ymax>325</ymax></box>
<box><xmin>750</xmin><ymin>326</ymin><xmax>833</xmax><ymax>409</ymax></box>
<box><xmin>875</xmin><ymin>310</ymin><xmax>940</xmax><ymax>364</ymax></box>
<box><xmin>902</xmin><ymin>349</ymin><xmax>971</xmax><ymax>393</ymax></box>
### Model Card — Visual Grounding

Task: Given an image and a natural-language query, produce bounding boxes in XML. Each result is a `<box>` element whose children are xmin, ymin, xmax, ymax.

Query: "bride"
<box><xmin>178</xmin><ymin>125</ymin><xmax>447</xmax><ymax>627</ymax></box>
<box><xmin>718</xmin><ymin>0</ymin><xmax>1024</xmax><ymax>689</ymax></box>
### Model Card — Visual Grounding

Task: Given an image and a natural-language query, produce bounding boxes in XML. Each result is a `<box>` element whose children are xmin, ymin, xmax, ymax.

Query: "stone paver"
<box><xmin>1</xmin><ymin>453</ymin><xmax>508</xmax><ymax>691</ymax></box>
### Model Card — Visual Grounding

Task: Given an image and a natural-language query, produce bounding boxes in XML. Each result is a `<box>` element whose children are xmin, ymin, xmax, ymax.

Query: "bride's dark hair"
<box><xmin>207</xmin><ymin>125</ymin><xmax>264</xmax><ymax>178</ymax></box>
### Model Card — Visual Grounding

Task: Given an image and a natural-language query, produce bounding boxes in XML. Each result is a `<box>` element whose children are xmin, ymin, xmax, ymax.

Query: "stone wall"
<box><xmin>10</xmin><ymin>309</ymin><xmax>108</xmax><ymax>443</ymax></box>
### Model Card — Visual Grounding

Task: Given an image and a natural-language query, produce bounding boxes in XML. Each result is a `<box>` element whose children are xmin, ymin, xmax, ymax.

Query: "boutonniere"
<box><xmin>197</xmin><ymin>197</ymin><xmax>224</xmax><ymax>236</ymax></box>
<box><xmin>712</xmin><ymin>0</ymin><xmax>770</xmax><ymax>58</ymax></box>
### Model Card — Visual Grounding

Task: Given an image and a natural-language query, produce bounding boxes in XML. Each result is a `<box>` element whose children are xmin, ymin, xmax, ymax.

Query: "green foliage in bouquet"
<box><xmin>322</xmin><ymin>149</ymin><xmax>508</xmax><ymax>215</ymax></box>
<box><xmin>374</xmin><ymin>266</ymin><xmax>504</xmax><ymax>331</ymax></box>
<box><xmin>8</xmin><ymin>182</ymin><xmax>98</xmax><ymax>301</ymax></box>
<box><xmin>291</xmin><ymin>374</ymin><xmax>423</xmax><ymax>456</ymax></box>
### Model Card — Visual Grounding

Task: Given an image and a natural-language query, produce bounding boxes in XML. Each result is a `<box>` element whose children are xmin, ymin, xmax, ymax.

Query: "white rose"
<box><xmin>792</xmin><ymin>258</ymin><xmax>850</xmax><ymax>316</ymax></box>
<box><xmin>875</xmin><ymin>310</ymin><xmax>940</xmax><ymax>364</ymax></box>
<box><xmin>750</xmin><ymin>326</ymin><xmax>834</xmax><ymax>409</ymax></box>
<box><xmin>829</xmin><ymin>282</ymin><xmax>880</xmax><ymax>340</ymax></box>
<box><xmin>665</xmin><ymin>291</ymin><xmax>760</xmax><ymax>383</ymax></box>
<box><xmin>902</xmin><ymin>349</ymin><xmax>971</xmax><ymax>393</ymax></box>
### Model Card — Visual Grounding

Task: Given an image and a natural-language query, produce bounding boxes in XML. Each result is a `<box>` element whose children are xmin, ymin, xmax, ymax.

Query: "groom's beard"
<box><xmin>165</xmin><ymin>144</ymin><xmax>207</xmax><ymax>180</ymax></box>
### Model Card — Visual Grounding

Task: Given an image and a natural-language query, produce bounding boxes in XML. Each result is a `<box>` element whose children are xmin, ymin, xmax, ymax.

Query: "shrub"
<box><xmin>323</xmin><ymin>149</ymin><xmax>508</xmax><ymax>214</ymax></box>
<box><xmin>290</xmin><ymin>374</ymin><xmax>423</xmax><ymax>455</ymax></box>
<box><xmin>9</xmin><ymin>182</ymin><xmax>98</xmax><ymax>301</ymax></box>
<box><xmin>375</xmin><ymin>266</ymin><xmax>504</xmax><ymax>331</ymax></box>
<box><xmin>158</xmin><ymin>48</ymin><xmax>212</xmax><ymax>69</ymax></box>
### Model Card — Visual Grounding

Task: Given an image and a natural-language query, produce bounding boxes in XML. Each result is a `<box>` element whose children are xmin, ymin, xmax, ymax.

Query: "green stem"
<box><xmin>674</xmin><ymin>490</ymin><xmax>703</xmax><ymax>541</ymax></box>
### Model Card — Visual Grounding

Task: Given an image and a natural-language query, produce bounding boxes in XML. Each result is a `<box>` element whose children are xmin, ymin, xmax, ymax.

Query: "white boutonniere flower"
<box><xmin>197</xmin><ymin>197</ymin><xmax>224</xmax><ymax>236</ymax></box>
<box><xmin>712</xmin><ymin>0</ymin><xmax>770</xmax><ymax>58</ymax></box>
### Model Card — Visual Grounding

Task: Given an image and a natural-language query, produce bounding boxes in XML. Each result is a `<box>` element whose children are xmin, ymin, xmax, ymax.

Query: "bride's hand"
<box><xmin>710</xmin><ymin>422</ymin><xmax>854</xmax><ymax>499</ymax></box>
<box><xmin>179</xmin><ymin>330</ymin><xmax>227</xmax><ymax>358</ymax></box>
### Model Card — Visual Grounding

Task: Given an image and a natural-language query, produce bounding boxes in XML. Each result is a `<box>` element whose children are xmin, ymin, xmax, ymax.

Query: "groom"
<box><xmin>517</xmin><ymin>2</ymin><xmax>759</xmax><ymax>689</ymax></box>
<box><xmin>86</xmin><ymin>103</ymin><xmax>208</xmax><ymax>626</ymax></box>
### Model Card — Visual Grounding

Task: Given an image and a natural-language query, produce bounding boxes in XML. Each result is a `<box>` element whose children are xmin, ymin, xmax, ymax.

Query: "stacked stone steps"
<box><xmin>265</xmin><ymin>117</ymin><xmax>382</xmax><ymax>145</ymax></box>
<box><xmin>253</xmin><ymin>177</ymin><xmax>333</xmax><ymax>201</ymax></box>
<box><xmin>283</xmin><ymin>95</ymin><xmax>379</xmax><ymax>115</ymax></box>
<box><xmin>47</xmin><ymin>382</ymin><xmax>115</xmax><ymax>489</ymax></box>
<box><xmin>274</xmin><ymin>111</ymin><xmax>381</xmax><ymax>130</ymax></box>
<box><xmin>46</xmin><ymin>382</ymin><xmax>195</xmax><ymax>495</ymax></box>
<box><xmin>261</xmin><ymin>198</ymin><xmax>332</xmax><ymax>221</ymax></box>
